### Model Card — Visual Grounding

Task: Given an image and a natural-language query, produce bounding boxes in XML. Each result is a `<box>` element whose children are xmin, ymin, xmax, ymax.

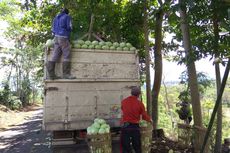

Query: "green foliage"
<box><xmin>0</xmin><ymin>82</ymin><xmax>22</xmax><ymax>110</ymax></box>
<box><xmin>178</xmin><ymin>71</ymin><xmax>212</xmax><ymax>102</ymax></box>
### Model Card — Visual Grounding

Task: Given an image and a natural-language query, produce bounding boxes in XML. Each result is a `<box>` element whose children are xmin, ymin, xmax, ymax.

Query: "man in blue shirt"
<box><xmin>47</xmin><ymin>8</ymin><xmax>75</xmax><ymax>79</ymax></box>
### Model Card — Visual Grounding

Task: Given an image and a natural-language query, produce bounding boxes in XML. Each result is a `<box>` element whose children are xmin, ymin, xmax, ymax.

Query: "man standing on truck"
<box><xmin>120</xmin><ymin>86</ymin><xmax>152</xmax><ymax>153</ymax></box>
<box><xmin>47</xmin><ymin>8</ymin><xmax>76</xmax><ymax>80</ymax></box>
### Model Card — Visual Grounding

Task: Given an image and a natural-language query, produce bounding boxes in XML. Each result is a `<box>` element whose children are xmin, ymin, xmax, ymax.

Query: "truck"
<box><xmin>43</xmin><ymin>46</ymin><xmax>140</xmax><ymax>145</ymax></box>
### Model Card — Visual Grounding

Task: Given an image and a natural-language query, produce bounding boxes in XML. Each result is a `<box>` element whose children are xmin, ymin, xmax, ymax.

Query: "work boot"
<box><xmin>63</xmin><ymin>61</ymin><xmax>76</xmax><ymax>79</ymax></box>
<box><xmin>46</xmin><ymin>61</ymin><xmax>60</xmax><ymax>80</ymax></box>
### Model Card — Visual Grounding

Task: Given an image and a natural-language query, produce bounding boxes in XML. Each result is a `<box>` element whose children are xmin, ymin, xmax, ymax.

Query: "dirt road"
<box><xmin>0</xmin><ymin>107</ymin><xmax>120</xmax><ymax>153</ymax></box>
<box><xmin>0</xmin><ymin>107</ymin><xmax>53</xmax><ymax>153</ymax></box>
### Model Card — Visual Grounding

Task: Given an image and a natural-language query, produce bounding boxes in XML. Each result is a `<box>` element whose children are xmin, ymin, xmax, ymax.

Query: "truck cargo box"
<box><xmin>43</xmin><ymin>49</ymin><xmax>140</xmax><ymax>131</ymax></box>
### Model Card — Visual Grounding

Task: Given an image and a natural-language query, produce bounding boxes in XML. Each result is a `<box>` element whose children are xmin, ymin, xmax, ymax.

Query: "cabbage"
<box><xmin>126</xmin><ymin>43</ymin><xmax>132</xmax><ymax>47</ymax></box>
<box><xmin>76</xmin><ymin>40</ymin><xmax>84</xmax><ymax>45</ymax></box>
<box><xmin>81</xmin><ymin>44</ymin><xmax>88</xmax><ymax>49</ymax></box>
<box><xmin>116</xmin><ymin>47</ymin><xmax>122</xmax><ymax>51</ymax></box>
<box><xmin>74</xmin><ymin>44</ymin><xmax>81</xmax><ymax>49</ymax></box>
<box><xmin>99</xmin><ymin>41</ymin><xmax>105</xmax><ymax>46</ymax></box>
<box><xmin>119</xmin><ymin>42</ymin><xmax>126</xmax><ymax>47</ymax></box>
<box><xmin>95</xmin><ymin>45</ymin><xmax>102</xmax><ymax>49</ymax></box>
<box><xmin>130</xmin><ymin>47</ymin><xmax>136</xmax><ymax>51</ymax></box>
<box><xmin>113</xmin><ymin>42</ymin><xmax>119</xmax><ymax>47</ymax></box>
<box><xmin>105</xmin><ymin>42</ymin><xmax>112</xmax><ymax>46</ymax></box>
<box><xmin>87</xmin><ymin>118</ymin><xmax>111</xmax><ymax>136</ymax></box>
<box><xmin>105</xmin><ymin>128</ymin><xmax>110</xmax><ymax>133</ymax></box>
<box><xmin>123</xmin><ymin>47</ymin><xmax>129</xmax><ymax>51</ymax></box>
<box><xmin>168</xmin><ymin>149</ymin><xmax>174</xmax><ymax>153</ymax></box>
<box><xmin>98</xmin><ymin>128</ymin><xmax>106</xmax><ymax>134</ymax></box>
<box><xmin>139</xmin><ymin>120</ymin><xmax>148</xmax><ymax>127</ymax></box>
<box><xmin>92</xmin><ymin>122</ymin><xmax>101</xmax><ymax>129</ymax></box>
<box><xmin>102</xmin><ymin>45</ymin><xmax>109</xmax><ymax>50</ymax></box>
<box><xmin>98</xmin><ymin>119</ymin><xmax>106</xmax><ymax>124</ymax></box>
<box><xmin>92</xmin><ymin>40</ymin><xmax>99</xmax><ymax>45</ymax></box>
<box><xmin>100</xmin><ymin>124</ymin><xmax>108</xmax><ymax>129</ymax></box>
<box><xmin>85</xmin><ymin>40</ymin><xmax>91</xmax><ymax>45</ymax></box>
<box><xmin>110</xmin><ymin>46</ymin><xmax>116</xmax><ymax>50</ymax></box>
<box><xmin>90</xmin><ymin>127</ymin><xmax>99</xmax><ymax>134</ymax></box>
<box><xmin>87</xmin><ymin>126</ymin><xmax>93</xmax><ymax>135</ymax></box>
<box><xmin>94</xmin><ymin>118</ymin><xmax>100</xmax><ymax>123</ymax></box>
<box><xmin>45</xmin><ymin>39</ymin><xmax>54</xmax><ymax>47</ymax></box>
<box><xmin>88</xmin><ymin>45</ymin><xmax>95</xmax><ymax>49</ymax></box>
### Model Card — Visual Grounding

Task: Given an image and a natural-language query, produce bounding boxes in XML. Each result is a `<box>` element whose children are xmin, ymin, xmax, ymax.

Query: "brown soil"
<box><xmin>0</xmin><ymin>104</ymin><xmax>42</xmax><ymax>131</ymax></box>
<box><xmin>151</xmin><ymin>137</ymin><xmax>193</xmax><ymax>153</ymax></box>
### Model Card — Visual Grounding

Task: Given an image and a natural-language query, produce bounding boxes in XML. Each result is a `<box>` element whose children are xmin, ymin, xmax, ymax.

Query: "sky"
<box><xmin>160</xmin><ymin>58</ymin><xmax>225</xmax><ymax>83</ymax></box>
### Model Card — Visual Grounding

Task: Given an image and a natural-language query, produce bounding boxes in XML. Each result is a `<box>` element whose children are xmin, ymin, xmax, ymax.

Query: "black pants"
<box><xmin>121</xmin><ymin>124</ymin><xmax>141</xmax><ymax>153</ymax></box>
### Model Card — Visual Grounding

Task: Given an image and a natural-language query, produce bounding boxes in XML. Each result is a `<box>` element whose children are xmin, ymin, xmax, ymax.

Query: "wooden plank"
<box><xmin>53</xmin><ymin>63</ymin><xmax>138</xmax><ymax>79</ymax></box>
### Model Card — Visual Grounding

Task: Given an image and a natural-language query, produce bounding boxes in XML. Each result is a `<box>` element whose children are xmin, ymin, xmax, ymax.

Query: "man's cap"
<box><xmin>131</xmin><ymin>86</ymin><xmax>141</xmax><ymax>96</ymax></box>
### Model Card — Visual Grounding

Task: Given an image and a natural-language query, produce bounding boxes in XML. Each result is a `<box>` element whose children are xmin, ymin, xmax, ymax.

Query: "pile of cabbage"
<box><xmin>87</xmin><ymin>118</ymin><xmax>110</xmax><ymax>135</ymax></box>
<box><xmin>72</xmin><ymin>40</ymin><xmax>136</xmax><ymax>51</ymax></box>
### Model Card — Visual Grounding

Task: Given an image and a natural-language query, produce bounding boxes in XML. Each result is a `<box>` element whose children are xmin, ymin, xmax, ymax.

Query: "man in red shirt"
<box><xmin>120</xmin><ymin>86</ymin><xmax>152</xmax><ymax>153</ymax></box>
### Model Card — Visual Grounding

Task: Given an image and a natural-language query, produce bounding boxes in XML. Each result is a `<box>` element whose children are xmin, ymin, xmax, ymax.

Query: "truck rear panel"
<box><xmin>43</xmin><ymin>49</ymin><xmax>140</xmax><ymax>131</ymax></box>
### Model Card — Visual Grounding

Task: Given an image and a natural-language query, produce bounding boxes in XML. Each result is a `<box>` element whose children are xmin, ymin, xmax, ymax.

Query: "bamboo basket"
<box><xmin>177</xmin><ymin>123</ymin><xmax>193</xmax><ymax>147</ymax></box>
<box><xmin>140</xmin><ymin>124</ymin><xmax>153</xmax><ymax>153</ymax></box>
<box><xmin>86</xmin><ymin>133</ymin><xmax>112</xmax><ymax>153</ymax></box>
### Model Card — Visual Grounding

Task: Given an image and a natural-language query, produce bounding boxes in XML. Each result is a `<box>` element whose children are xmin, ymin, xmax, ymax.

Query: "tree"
<box><xmin>178</xmin><ymin>0</ymin><xmax>203</xmax><ymax>152</ymax></box>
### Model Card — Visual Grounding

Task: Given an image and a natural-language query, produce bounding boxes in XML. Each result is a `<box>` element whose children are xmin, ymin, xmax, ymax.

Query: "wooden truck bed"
<box><xmin>43</xmin><ymin>49</ymin><xmax>140</xmax><ymax>131</ymax></box>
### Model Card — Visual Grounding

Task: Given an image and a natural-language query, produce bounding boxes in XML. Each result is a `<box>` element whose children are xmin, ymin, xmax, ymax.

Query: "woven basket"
<box><xmin>177</xmin><ymin>123</ymin><xmax>193</xmax><ymax>147</ymax></box>
<box><xmin>140</xmin><ymin>125</ymin><xmax>153</xmax><ymax>153</ymax></box>
<box><xmin>86</xmin><ymin>133</ymin><xmax>112</xmax><ymax>153</ymax></box>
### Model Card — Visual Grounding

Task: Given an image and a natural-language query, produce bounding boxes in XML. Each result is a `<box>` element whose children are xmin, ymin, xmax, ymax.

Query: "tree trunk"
<box><xmin>143</xmin><ymin>0</ymin><xmax>152</xmax><ymax>116</ymax></box>
<box><xmin>88</xmin><ymin>13</ymin><xmax>95</xmax><ymax>40</ymax></box>
<box><xmin>179</xmin><ymin>1</ymin><xmax>203</xmax><ymax>152</ymax></box>
<box><xmin>163</xmin><ymin>76</ymin><xmax>174</xmax><ymax>128</ymax></box>
<box><xmin>152</xmin><ymin>7</ymin><xmax>163</xmax><ymax>129</ymax></box>
<box><xmin>214</xmin><ymin>63</ymin><xmax>222</xmax><ymax>153</ymax></box>
<box><xmin>212</xmin><ymin>2</ymin><xmax>222</xmax><ymax>152</ymax></box>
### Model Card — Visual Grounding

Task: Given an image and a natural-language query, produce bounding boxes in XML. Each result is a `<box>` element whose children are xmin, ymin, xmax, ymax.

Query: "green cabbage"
<box><xmin>123</xmin><ymin>47</ymin><xmax>129</xmax><ymax>51</ymax></box>
<box><xmin>95</xmin><ymin>45</ymin><xmax>102</xmax><ymax>49</ymax></box>
<box><xmin>130</xmin><ymin>47</ymin><xmax>136</xmax><ymax>51</ymax></box>
<box><xmin>110</xmin><ymin>46</ymin><xmax>116</xmax><ymax>50</ymax></box>
<box><xmin>126</xmin><ymin>43</ymin><xmax>132</xmax><ymax>47</ymax></box>
<box><xmin>77</xmin><ymin>40</ymin><xmax>84</xmax><ymax>45</ymax></box>
<box><xmin>99</xmin><ymin>41</ymin><xmax>105</xmax><ymax>46</ymax></box>
<box><xmin>102</xmin><ymin>45</ymin><xmax>109</xmax><ymax>50</ymax></box>
<box><xmin>116</xmin><ymin>47</ymin><xmax>122</xmax><ymax>51</ymax></box>
<box><xmin>105</xmin><ymin>42</ymin><xmax>112</xmax><ymax>46</ymax></box>
<box><xmin>92</xmin><ymin>40</ymin><xmax>99</xmax><ymax>45</ymax></box>
<box><xmin>88</xmin><ymin>45</ymin><xmax>95</xmax><ymax>49</ymax></box>
<box><xmin>81</xmin><ymin>44</ymin><xmax>88</xmax><ymax>49</ymax></box>
<box><xmin>92</xmin><ymin>122</ymin><xmax>101</xmax><ymax>129</ymax></box>
<box><xmin>139</xmin><ymin>120</ymin><xmax>148</xmax><ymax>127</ymax></box>
<box><xmin>113</xmin><ymin>42</ymin><xmax>119</xmax><ymax>47</ymax></box>
<box><xmin>74</xmin><ymin>44</ymin><xmax>81</xmax><ymax>49</ymax></box>
<box><xmin>98</xmin><ymin>128</ymin><xmax>106</xmax><ymax>134</ymax></box>
<box><xmin>85</xmin><ymin>40</ymin><xmax>91</xmax><ymax>45</ymax></box>
<box><xmin>119</xmin><ymin>42</ymin><xmax>126</xmax><ymax>47</ymax></box>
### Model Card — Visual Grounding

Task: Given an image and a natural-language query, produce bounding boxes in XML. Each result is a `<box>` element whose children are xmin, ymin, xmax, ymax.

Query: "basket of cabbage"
<box><xmin>139</xmin><ymin>120</ymin><xmax>153</xmax><ymax>153</ymax></box>
<box><xmin>86</xmin><ymin>118</ymin><xmax>112</xmax><ymax>153</ymax></box>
